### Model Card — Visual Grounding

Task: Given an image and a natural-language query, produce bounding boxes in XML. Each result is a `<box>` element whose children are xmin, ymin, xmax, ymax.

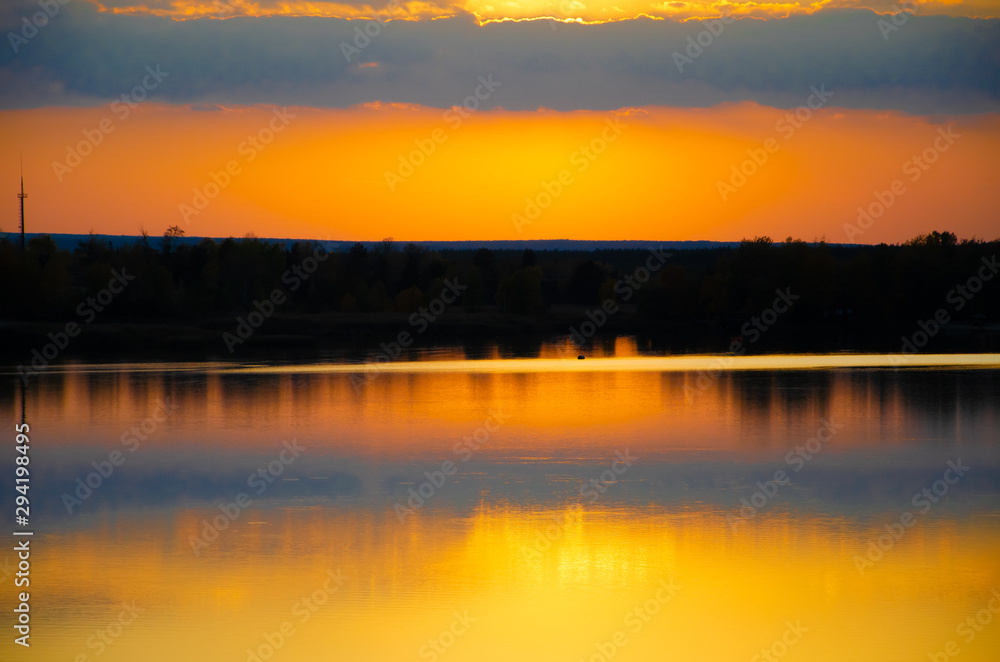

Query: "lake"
<box><xmin>3</xmin><ymin>350</ymin><xmax>1000</xmax><ymax>661</ymax></box>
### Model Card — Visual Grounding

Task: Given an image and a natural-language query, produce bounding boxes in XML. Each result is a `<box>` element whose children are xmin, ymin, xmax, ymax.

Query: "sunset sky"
<box><xmin>1</xmin><ymin>0</ymin><xmax>997</xmax><ymax>242</ymax></box>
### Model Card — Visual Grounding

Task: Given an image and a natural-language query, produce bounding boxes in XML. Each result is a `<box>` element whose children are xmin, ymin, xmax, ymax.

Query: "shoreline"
<box><xmin>2</xmin><ymin>312</ymin><xmax>998</xmax><ymax>364</ymax></box>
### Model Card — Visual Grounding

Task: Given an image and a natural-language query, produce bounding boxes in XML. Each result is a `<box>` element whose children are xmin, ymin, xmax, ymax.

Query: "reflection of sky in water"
<box><xmin>1</xmin><ymin>357</ymin><xmax>999</xmax><ymax>661</ymax></box>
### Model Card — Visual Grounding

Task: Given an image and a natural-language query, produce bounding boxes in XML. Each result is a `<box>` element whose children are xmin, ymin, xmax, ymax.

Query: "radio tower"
<box><xmin>17</xmin><ymin>156</ymin><xmax>27</xmax><ymax>252</ymax></box>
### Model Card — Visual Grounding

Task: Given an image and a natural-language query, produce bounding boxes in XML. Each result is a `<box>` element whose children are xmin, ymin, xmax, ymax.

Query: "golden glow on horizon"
<box><xmin>82</xmin><ymin>0</ymin><xmax>1000</xmax><ymax>22</ymax></box>
<box><xmin>2</xmin><ymin>103</ymin><xmax>998</xmax><ymax>243</ymax></box>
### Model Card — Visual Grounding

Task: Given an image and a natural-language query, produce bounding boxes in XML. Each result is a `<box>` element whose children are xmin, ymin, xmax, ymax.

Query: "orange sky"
<box><xmin>2</xmin><ymin>103</ymin><xmax>998</xmax><ymax>243</ymax></box>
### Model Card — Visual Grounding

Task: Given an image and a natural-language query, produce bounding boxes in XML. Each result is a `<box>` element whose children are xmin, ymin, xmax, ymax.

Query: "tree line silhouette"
<box><xmin>1</xmin><ymin>231</ymin><xmax>997</xmax><ymax>335</ymax></box>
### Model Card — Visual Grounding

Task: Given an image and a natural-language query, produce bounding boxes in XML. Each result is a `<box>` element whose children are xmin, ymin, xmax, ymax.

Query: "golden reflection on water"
<box><xmin>18</xmin><ymin>356</ymin><xmax>1000</xmax><ymax>462</ymax></box>
<box><xmin>3</xmin><ymin>355</ymin><xmax>999</xmax><ymax>660</ymax></box>
<box><xmin>25</xmin><ymin>504</ymin><xmax>1000</xmax><ymax>661</ymax></box>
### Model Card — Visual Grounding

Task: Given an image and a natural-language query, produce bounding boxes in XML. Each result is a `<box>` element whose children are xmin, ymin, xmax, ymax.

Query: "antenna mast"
<box><xmin>17</xmin><ymin>156</ymin><xmax>27</xmax><ymax>252</ymax></box>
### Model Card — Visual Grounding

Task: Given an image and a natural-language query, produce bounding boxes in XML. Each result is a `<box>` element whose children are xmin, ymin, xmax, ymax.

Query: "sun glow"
<box><xmin>3</xmin><ymin>103</ymin><xmax>998</xmax><ymax>242</ymax></box>
<box><xmin>81</xmin><ymin>0</ymin><xmax>1000</xmax><ymax>23</ymax></box>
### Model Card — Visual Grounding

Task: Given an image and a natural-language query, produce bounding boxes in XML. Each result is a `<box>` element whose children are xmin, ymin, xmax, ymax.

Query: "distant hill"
<box><xmin>7</xmin><ymin>233</ymin><xmax>749</xmax><ymax>252</ymax></box>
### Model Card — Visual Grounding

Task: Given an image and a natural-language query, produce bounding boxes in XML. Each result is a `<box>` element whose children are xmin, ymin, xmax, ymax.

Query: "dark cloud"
<box><xmin>1</xmin><ymin>2</ymin><xmax>997</xmax><ymax>112</ymax></box>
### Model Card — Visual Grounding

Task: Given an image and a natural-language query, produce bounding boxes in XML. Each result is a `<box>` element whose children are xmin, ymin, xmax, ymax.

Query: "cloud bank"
<box><xmin>2</xmin><ymin>3</ymin><xmax>998</xmax><ymax>113</ymax></box>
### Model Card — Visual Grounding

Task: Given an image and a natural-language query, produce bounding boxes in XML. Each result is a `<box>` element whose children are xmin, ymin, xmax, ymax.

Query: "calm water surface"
<box><xmin>2</xmin><ymin>351</ymin><xmax>1000</xmax><ymax>661</ymax></box>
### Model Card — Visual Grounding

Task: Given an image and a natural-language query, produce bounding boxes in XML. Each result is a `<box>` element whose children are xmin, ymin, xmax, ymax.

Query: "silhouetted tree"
<box><xmin>160</xmin><ymin>225</ymin><xmax>185</xmax><ymax>254</ymax></box>
<box><xmin>1</xmin><ymin>232</ymin><xmax>998</xmax><ymax>337</ymax></box>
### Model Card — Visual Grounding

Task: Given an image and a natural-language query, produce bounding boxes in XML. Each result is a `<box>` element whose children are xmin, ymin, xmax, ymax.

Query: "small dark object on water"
<box><xmin>578</xmin><ymin>355</ymin><xmax>585</xmax><ymax>360</ymax></box>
